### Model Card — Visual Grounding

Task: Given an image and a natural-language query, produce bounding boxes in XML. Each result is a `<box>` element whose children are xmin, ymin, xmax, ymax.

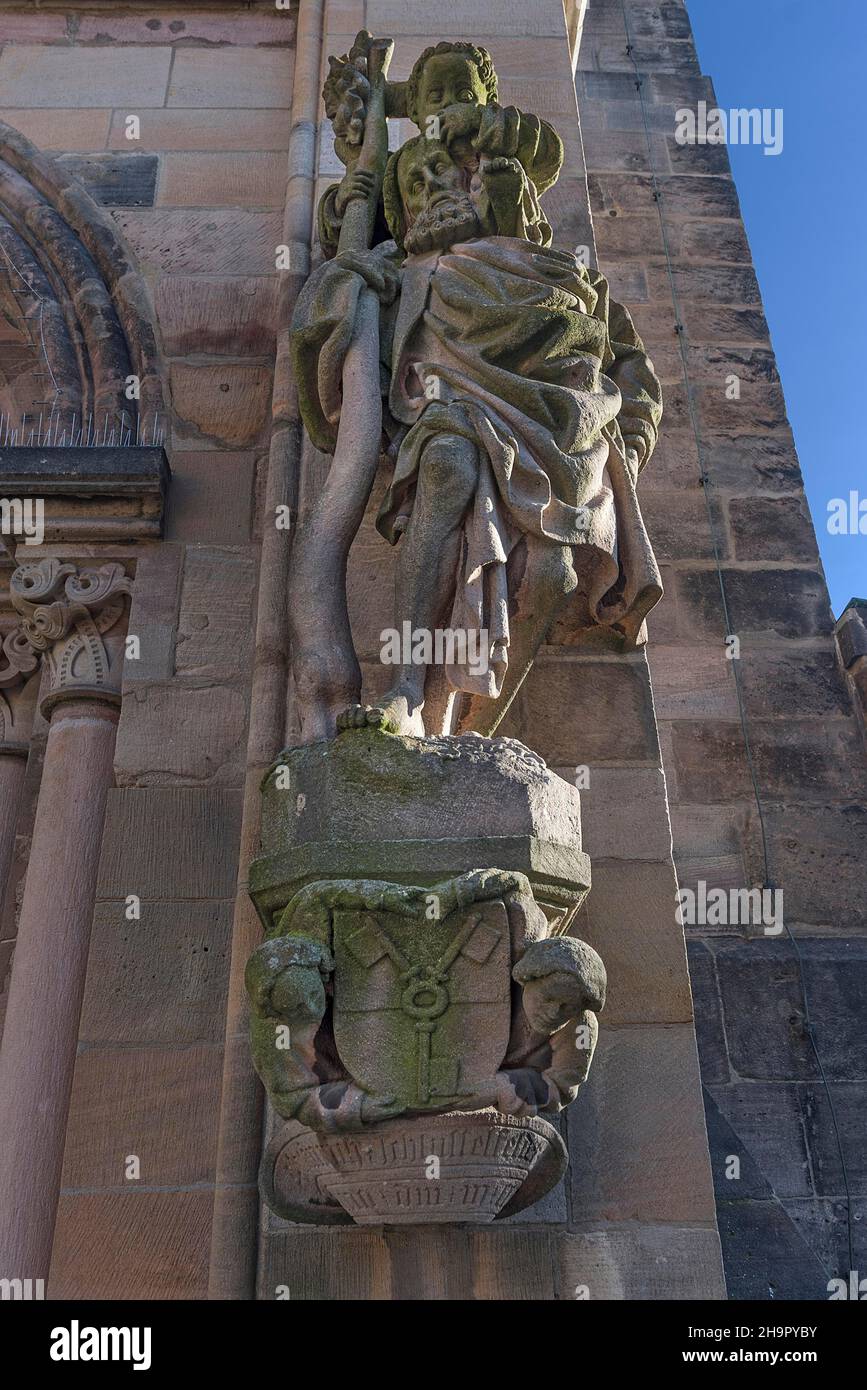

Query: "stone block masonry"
<box><xmin>579</xmin><ymin>0</ymin><xmax>867</xmax><ymax>1299</ymax></box>
<box><xmin>4</xmin><ymin>0</ymin><xmax>854</xmax><ymax>1304</ymax></box>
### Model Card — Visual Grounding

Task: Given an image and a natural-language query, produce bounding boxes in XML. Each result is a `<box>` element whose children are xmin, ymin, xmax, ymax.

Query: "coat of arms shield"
<box><xmin>332</xmin><ymin>900</ymin><xmax>512</xmax><ymax>1110</ymax></box>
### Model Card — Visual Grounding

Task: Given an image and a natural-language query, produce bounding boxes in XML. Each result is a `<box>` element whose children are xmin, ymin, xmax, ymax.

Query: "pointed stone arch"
<box><xmin>0</xmin><ymin>119</ymin><xmax>167</xmax><ymax>431</ymax></box>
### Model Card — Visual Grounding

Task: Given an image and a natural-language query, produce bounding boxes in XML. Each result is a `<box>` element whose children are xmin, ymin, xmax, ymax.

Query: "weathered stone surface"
<box><xmin>674</xmin><ymin>567</ymin><xmax>834</xmax><ymax>641</ymax></box>
<box><xmin>61</xmin><ymin>1046</ymin><xmax>223</xmax><ymax>1188</ymax></box>
<box><xmin>0</xmin><ymin>107</ymin><xmax>111</xmax><ymax>150</ymax></box>
<box><xmin>76</xmin><ymin>9</ymin><xmax>296</xmax><ymax>46</ymax></box>
<box><xmin>366</xmin><ymin>2</ymin><xmax>567</xmax><ymax>37</ymax></box>
<box><xmin>0</xmin><ymin>45</ymin><xmax>172</xmax><ymax>106</ymax></box>
<box><xmin>714</xmin><ymin>939</ymin><xmax>820</xmax><ymax>1082</ymax></box>
<box><xmin>115</xmin><ymin>679</ymin><xmax>248</xmax><ymax>785</ymax></box>
<box><xmin>678</xmin><ymin>219</ymin><xmax>752</xmax><ymax>263</ymax></box>
<box><xmin>108</xmin><ymin>107</ymin><xmax>291</xmax><ymax>152</ymax></box>
<box><xmin>641</xmin><ymin>488</ymin><xmax>716</xmax><ymax>561</ymax></box>
<box><xmin>729</xmin><ymin>495</ymin><xmax>821</xmax><ymax>563</ymax></box>
<box><xmin>803</xmin><ymin>1080</ymin><xmax>867</xmax><ymax>1196</ymax></box>
<box><xmin>681</xmin><ymin>302</ymin><xmax>770</xmax><ymax>346</ymax></box>
<box><xmin>56</xmin><ymin>153</ymin><xmax>158</xmax><ymax>209</ymax></box>
<box><xmin>782</xmin><ymin>1197</ymin><xmax>867</xmax><ymax>1288</ymax></box>
<box><xmin>649</xmin><ymin>643</ymin><xmax>740</xmax><ymax>721</ymax></box>
<box><xmin>385</xmin><ymin>38</ymin><xmax>575</xmax><ymax>83</ymax></box>
<box><xmin>167</xmin><ymin>48</ymin><xmax>293</xmax><ymax>108</ymax></box>
<box><xmin>671</xmin><ymin>718</ymin><xmax>867</xmax><ymax>804</ymax></box>
<box><xmin>538</xmin><ymin>175</ymin><xmax>595</xmax><ymax>251</ymax></box>
<box><xmin>258</xmin><ymin>1228</ymin><xmax>391</xmax><ymax>1300</ymax></box>
<box><xmin>737</xmin><ymin>646</ymin><xmax>853</xmax><ymax>719</ymax></box>
<box><xmin>563</xmin><ymin>765</ymin><xmax>673</xmax><ymax>860</ymax></box>
<box><xmin>112</xmin><ymin>210</ymin><xmax>282</xmax><ymax>276</ymax></box>
<box><xmin>502</xmin><ymin>655</ymin><xmax>661</xmax><ymax>765</ymax></box>
<box><xmin>96</xmin><ymin>787</ymin><xmax>242</xmax><ymax>899</ymax></box>
<box><xmin>566</xmin><ymin>1024</ymin><xmax>717</xmax><ymax>1223</ymax></box>
<box><xmin>836</xmin><ymin>600</ymin><xmax>867</xmax><ymax>654</ymax></box>
<box><xmin>714</xmin><ymin>1197</ymin><xmax>834</xmax><ymax>1301</ymax></box>
<box><xmin>578</xmin><ymin>37</ymin><xmax>699</xmax><ymax>76</ymax></box>
<box><xmin>0</xmin><ymin>13</ymin><xmax>68</xmax><ymax>41</ymax></box>
<box><xmin>120</xmin><ymin>544</ymin><xmax>182</xmax><ymax>687</ymax></box>
<box><xmin>79</xmin><ymin>900</ymin><xmax>232</xmax><ymax>1045</ymax></box>
<box><xmin>701</xmin><ymin>1085</ymin><xmax>774</xmax><ymax>1200</ymax></box>
<box><xmin>702</xmin><ymin>433</ymin><xmax>804</xmax><ymax>492</ymax></box>
<box><xmin>559</xmin><ymin>1225</ymin><xmax>725</xmax><ymax>1300</ymax></box>
<box><xmin>166</xmin><ymin>451</ymin><xmax>257</xmax><ymax>544</ymax></box>
<box><xmin>50</xmin><ymin>1193</ymin><xmax>213</xmax><ymax>1300</ymax></box>
<box><xmin>582</xmin><ymin>126</ymin><xmax>669</xmax><ymax>173</ymax></box>
<box><xmin>588</xmin><ymin>170</ymin><xmax>740</xmax><ymax>220</ymax></box>
<box><xmin>695</xmin><ymin>381</ymin><xmax>789</xmax><ymax>435</ymax></box>
<box><xmin>791</xmin><ymin>941</ymin><xmax>867</xmax><ymax>1080</ymax></box>
<box><xmin>576</xmin><ymin>861</ymin><xmax>693</xmax><ymax>1025</ymax></box>
<box><xmin>686</xmin><ymin>941</ymin><xmax>729</xmax><ymax>1084</ymax></box>
<box><xmin>472</xmin><ymin>1230</ymin><xmax>559</xmax><ymax>1300</ymax></box>
<box><xmin>645</xmin><ymin>428</ymin><xmax>701</xmax><ymax>488</ymax></box>
<box><xmin>764</xmin><ymin>804</ymin><xmax>867</xmax><ymax>930</ymax></box>
<box><xmin>159</xmin><ymin>153</ymin><xmax>286</xmax><ymax>209</ymax></box>
<box><xmin>708</xmin><ymin>1082</ymin><xmax>814</xmax><ymax>1199</ymax></box>
<box><xmin>175</xmin><ymin>545</ymin><xmax>256</xmax><ymax>680</ymax></box>
<box><xmin>156</xmin><ymin>277</ymin><xmax>277</xmax><ymax>355</ymax></box>
<box><xmin>171</xmin><ymin>363</ymin><xmax>272</xmax><ymax>449</ymax></box>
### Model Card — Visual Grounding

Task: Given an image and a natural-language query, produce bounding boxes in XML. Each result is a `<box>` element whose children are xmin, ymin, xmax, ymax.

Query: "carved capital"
<box><xmin>9</xmin><ymin>558</ymin><xmax>132</xmax><ymax>717</ymax></box>
<box><xmin>0</xmin><ymin>617</ymin><xmax>40</xmax><ymax>753</ymax></box>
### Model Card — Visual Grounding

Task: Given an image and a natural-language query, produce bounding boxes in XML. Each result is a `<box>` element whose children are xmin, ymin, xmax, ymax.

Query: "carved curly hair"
<box><xmin>405</xmin><ymin>41</ymin><xmax>498</xmax><ymax>126</ymax></box>
<box><xmin>382</xmin><ymin>137</ymin><xmax>420</xmax><ymax>252</ymax></box>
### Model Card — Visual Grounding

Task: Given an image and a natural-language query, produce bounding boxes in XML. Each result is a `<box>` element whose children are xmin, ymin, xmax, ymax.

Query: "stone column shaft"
<box><xmin>0</xmin><ymin>752</ymin><xmax>27</xmax><ymax>909</ymax></box>
<box><xmin>0</xmin><ymin>557</ymin><xmax>131</xmax><ymax>1281</ymax></box>
<box><xmin>0</xmin><ymin>698</ymin><xmax>119</xmax><ymax>1280</ymax></box>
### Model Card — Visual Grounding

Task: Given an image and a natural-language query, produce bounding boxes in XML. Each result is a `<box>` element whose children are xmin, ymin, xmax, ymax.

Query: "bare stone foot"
<box><xmin>336</xmin><ymin>691</ymin><xmax>425</xmax><ymax>738</ymax></box>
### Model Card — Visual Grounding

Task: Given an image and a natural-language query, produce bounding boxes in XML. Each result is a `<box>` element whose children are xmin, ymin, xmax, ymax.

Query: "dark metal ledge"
<box><xmin>0</xmin><ymin>447</ymin><xmax>170</xmax><ymax>547</ymax></box>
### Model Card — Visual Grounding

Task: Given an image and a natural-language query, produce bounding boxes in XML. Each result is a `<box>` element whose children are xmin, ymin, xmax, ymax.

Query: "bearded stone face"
<box><xmin>398</xmin><ymin>141</ymin><xmax>482</xmax><ymax>255</ymax></box>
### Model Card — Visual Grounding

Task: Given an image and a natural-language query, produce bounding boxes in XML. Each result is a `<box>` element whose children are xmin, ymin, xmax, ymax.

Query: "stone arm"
<box><xmin>318</xmin><ymin>172</ymin><xmax>394</xmax><ymax>259</ymax></box>
<box><xmin>290</xmin><ymin>242</ymin><xmax>401</xmax><ymax>455</ymax></box>
<box><xmin>472</xmin><ymin>103</ymin><xmax>564</xmax><ymax>195</ymax></box>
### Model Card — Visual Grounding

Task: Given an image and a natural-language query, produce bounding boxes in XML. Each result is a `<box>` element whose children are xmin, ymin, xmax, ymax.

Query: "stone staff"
<box><xmin>286</xmin><ymin>31</ymin><xmax>394</xmax><ymax>742</ymax></box>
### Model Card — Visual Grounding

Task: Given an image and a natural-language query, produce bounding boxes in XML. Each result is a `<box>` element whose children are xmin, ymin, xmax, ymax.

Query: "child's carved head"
<box><xmin>406</xmin><ymin>42</ymin><xmax>498</xmax><ymax>127</ymax></box>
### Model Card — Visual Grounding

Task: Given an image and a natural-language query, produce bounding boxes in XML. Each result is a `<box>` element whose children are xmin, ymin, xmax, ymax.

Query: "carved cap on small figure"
<box><xmin>513</xmin><ymin>935</ymin><xmax>607</xmax><ymax>1016</ymax></box>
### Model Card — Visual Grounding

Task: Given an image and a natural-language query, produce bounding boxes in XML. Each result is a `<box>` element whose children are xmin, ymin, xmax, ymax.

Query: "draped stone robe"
<box><xmin>291</xmin><ymin>234</ymin><xmax>663</xmax><ymax>699</ymax></box>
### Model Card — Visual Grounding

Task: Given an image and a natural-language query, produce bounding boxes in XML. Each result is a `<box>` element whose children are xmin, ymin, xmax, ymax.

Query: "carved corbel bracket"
<box><xmin>9</xmin><ymin>557</ymin><xmax>132</xmax><ymax>717</ymax></box>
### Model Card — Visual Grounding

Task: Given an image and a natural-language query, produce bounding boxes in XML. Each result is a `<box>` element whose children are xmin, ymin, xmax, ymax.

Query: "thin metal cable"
<box><xmin>617</xmin><ymin>0</ymin><xmax>855</xmax><ymax>1280</ymax></box>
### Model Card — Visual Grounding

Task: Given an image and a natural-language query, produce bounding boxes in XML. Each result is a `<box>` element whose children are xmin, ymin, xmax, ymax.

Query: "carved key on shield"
<box><xmin>362</xmin><ymin>910</ymin><xmax>489</xmax><ymax>1104</ymax></box>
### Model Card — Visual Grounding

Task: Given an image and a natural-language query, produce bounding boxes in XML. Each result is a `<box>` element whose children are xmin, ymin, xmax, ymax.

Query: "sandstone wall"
<box><xmin>577</xmin><ymin>0</ymin><xmax>867</xmax><ymax>1298</ymax></box>
<box><xmin>5</xmin><ymin>0</ymin><xmax>838</xmax><ymax>1300</ymax></box>
<box><xmin>0</xmin><ymin>1</ymin><xmax>295</xmax><ymax>1298</ymax></box>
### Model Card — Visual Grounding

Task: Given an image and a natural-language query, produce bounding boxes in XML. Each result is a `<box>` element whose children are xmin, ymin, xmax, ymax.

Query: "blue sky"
<box><xmin>688</xmin><ymin>0</ymin><xmax>866</xmax><ymax>614</ymax></box>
